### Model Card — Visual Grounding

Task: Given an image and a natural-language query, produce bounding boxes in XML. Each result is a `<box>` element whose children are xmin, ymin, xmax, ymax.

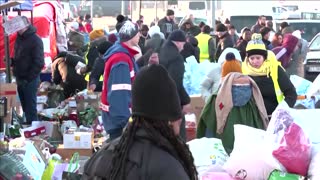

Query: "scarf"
<box><xmin>215</xmin><ymin>72</ymin><xmax>269</xmax><ymax>134</ymax></box>
<box><xmin>242</xmin><ymin>50</ymin><xmax>281</xmax><ymax>77</ymax></box>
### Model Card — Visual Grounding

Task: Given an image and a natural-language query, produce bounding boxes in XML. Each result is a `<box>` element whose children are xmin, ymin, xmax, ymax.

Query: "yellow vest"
<box><xmin>196</xmin><ymin>33</ymin><xmax>211</xmax><ymax>63</ymax></box>
<box><xmin>268</xmin><ymin>51</ymin><xmax>285</xmax><ymax>103</ymax></box>
<box><xmin>84</xmin><ymin>43</ymin><xmax>104</xmax><ymax>82</ymax></box>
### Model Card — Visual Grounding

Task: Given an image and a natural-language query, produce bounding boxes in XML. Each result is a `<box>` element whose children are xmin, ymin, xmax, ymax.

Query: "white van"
<box><xmin>187</xmin><ymin>1</ymin><xmax>208</xmax><ymax>17</ymax></box>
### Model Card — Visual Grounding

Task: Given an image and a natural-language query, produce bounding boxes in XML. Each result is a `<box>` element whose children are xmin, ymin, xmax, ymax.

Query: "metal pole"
<box><xmin>121</xmin><ymin>0</ymin><xmax>125</xmax><ymax>15</ymax></box>
<box><xmin>130</xmin><ymin>1</ymin><xmax>133</xmax><ymax>20</ymax></box>
<box><xmin>155</xmin><ymin>1</ymin><xmax>157</xmax><ymax>21</ymax></box>
<box><xmin>90</xmin><ymin>0</ymin><xmax>93</xmax><ymax>24</ymax></box>
<box><xmin>3</xmin><ymin>9</ymin><xmax>11</xmax><ymax>83</ymax></box>
<box><xmin>139</xmin><ymin>0</ymin><xmax>142</xmax><ymax>19</ymax></box>
<box><xmin>211</xmin><ymin>0</ymin><xmax>216</xmax><ymax>29</ymax></box>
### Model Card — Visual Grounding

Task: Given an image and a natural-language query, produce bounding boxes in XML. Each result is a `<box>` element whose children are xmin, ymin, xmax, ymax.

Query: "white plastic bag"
<box><xmin>309</xmin><ymin>144</ymin><xmax>320</xmax><ymax>179</ymax></box>
<box><xmin>224</xmin><ymin>125</ymin><xmax>281</xmax><ymax>180</ymax></box>
<box><xmin>187</xmin><ymin>138</ymin><xmax>229</xmax><ymax>168</ymax></box>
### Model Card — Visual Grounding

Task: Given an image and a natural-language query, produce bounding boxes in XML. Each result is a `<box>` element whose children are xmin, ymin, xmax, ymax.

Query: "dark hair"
<box><xmin>280</xmin><ymin>21</ymin><xmax>289</xmax><ymax>30</ymax></box>
<box><xmin>78</xmin><ymin>16</ymin><xmax>84</xmax><ymax>21</ymax></box>
<box><xmin>228</xmin><ymin>24</ymin><xmax>236</xmax><ymax>30</ymax></box>
<box><xmin>97</xmin><ymin>41</ymin><xmax>113</xmax><ymax>55</ymax></box>
<box><xmin>224</xmin><ymin>18</ymin><xmax>230</xmax><ymax>24</ymax></box>
<box><xmin>259</xmin><ymin>15</ymin><xmax>266</xmax><ymax>19</ymax></box>
<box><xmin>259</xmin><ymin>27</ymin><xmax>271</xmax><ymax>37</ymax></box>
<box><xmin>141</xmin><ymin>24</ymin><xmax>149</xmax><ymax>31</ymax></box>
<box><xmin>198</xmin><ymin>21</ymin><xmax>206</xmax><ymax>28</ymax></box>
<box><xmin>116</xmin><ymin>14</ymin><xmax>125</xmax><ymax>23</ymax></box>
<box><xmin>108</xmin><ymin>117</ymin><xmax>198</xmax><ymax>180</ymax></box>
<box><xmin>85</xmin><ymin>14</ymin><xmax>91</xmax><ymax>20</ymax></box>
<box><xmin>203</xmin><ymin>25</ymin><xmax>211</xmax><ymax>34</ymax></box>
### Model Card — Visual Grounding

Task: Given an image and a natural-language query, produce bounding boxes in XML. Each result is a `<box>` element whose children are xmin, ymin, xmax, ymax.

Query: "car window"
<box><xmin>287</xmin><ymin>22</ymin><xmax>320</xmax><ymax>42</ymax></box>
<box><xmin>230</xmin><ymin>16</ymin><xmax>273</xmax><ymax>32</ymax></box>
<box><xmin>189</xmin><ymin>2</ymin><xmax>205</xmax><ymax>10</ymax></box>
<box><xmin>194</xmin><ymin>18</ymin><xmax>207</xmax><ymax>25</ymax></box>
<box><xmin>309</xmin><ymin>35</ymin><xmax>320</xmax><ymax>50</ymax></box>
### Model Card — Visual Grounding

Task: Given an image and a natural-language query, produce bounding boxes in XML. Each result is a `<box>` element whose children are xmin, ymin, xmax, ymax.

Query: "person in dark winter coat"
<box><xmin>83</xmin><ymin>65</ymin><xmax>198</xmax><ymax>180</ymax></box>
<box><xmin>136</xmin><ymin>33</ymin><xmax>164</xmax><ymax>68</ymax></box>
<box><xmin>260</xmin><ymin>27</ymin><xmax>273</xmax><ymax>50</ymax></box>
<box><xmin>138</xmin><ymin>24</ymin><xmax>150</xmax><ymax>54</ymax></box>
<box><xmin>158</xmin><ymin>9</ymin><xmax>178</xmax><ymax>38</ymax></box>
<box><xmin>88</xmin><ymin>41</ymin><xmax>113</xmax><ymax>92</ymax></box>
<box><xmin>188</xmin><ymin>35</ymin><xmax>200</xmax><ymax>62</ymax></box>
<box><xmin>235</xmin><ymin>27</ymin><xmax>252</xmax><ymax>61</ymax></box>
<box><xmin>51</xmin><ymin>52</ymin><xmax>87</xmax><ymax>98</ymax></box>
<box><xmin>251</xmin><ymin>15</ymin><xmax>267</xmax><ymax>33</ymax></box>
<box><xmin>12</xmin><ymin>16</ymin><xmax>44</xmax><ymax>124</ymax></box>
<box><xmin>242</xmin><ymin>33</ymin><xmax>297</xmax><ymax>116</ymax></box>
<box><xmin>159</xmin><ymin>30</ymin><xmax>191</xmax><ymax>141</ymax></box>
<box><xmin>180</xmin><ymin>19</ymin><xmax>201</xmax><ymax>37</ymax></box>
<box><xmin>228</xmin><ymin>25</ymin><xmax>239</xmax><ymax>45</ymax></box>
<box><xmin>272</xmin><ymin>34</ymin><xmax>299</xmax><ymax>76</ymax></box>
<box><xmin>215</xmin><ymin>23</ymin><xmax>234</xmax><ymax>61</ymax></box>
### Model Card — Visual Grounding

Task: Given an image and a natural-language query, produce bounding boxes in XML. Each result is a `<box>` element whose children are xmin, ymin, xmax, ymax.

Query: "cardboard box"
<box><xmin>56</xmin><ymin>144</ymin><xmax>93</xmax><ymax>160</ymax></box>
<box><xmin>63</xmin><ymin>131</ymin><xmax>93</xmax><ymax>149</ymax></box>
<box><xmin>190</xmin><ymin>95</ymin><xmax>206</xmax><ymax>125</ymax></box>
<box><xmin>0</xmin><ymin>83</ymin><xmax>17</xmax><ymax>123</ymax></box>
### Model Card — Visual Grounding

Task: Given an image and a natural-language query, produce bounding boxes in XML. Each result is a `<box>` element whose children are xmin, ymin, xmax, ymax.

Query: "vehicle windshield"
<box><xmin>309</xmin><ymin>35</ymin><xmax>320</xmax><ymax>50</ymax></box>
<box><xmin>286</xmin><ymin>22</ymin><xmax>320</xmax><ymax>42</ymax></box>
<box><xmin>194</xmin><ymin>18</ymin><xmax>207</xmax><ymax>25</ymax></box>
<box><xmin>189</xmin><ymin>2</ymin><xmax>205</xmax><ymax>10</ymax></box>
<box><xmin>230</xmin><ymin>16</ymin><xmax>273</xmax><ymax>32</ymax></box>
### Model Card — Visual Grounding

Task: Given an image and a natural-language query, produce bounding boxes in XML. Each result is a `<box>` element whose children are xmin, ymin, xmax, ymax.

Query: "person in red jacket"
<box><xmin>101</xmin><ymin>20</ymin><xmax>140</xmax><ymax>140</ymax></box>
<box><xmin>84</xmin><ymin>14</ymin><xmax>93</xmax><ymax>33</ymax></box>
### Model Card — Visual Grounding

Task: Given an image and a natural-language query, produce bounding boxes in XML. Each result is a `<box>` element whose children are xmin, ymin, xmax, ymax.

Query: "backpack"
<box><xmin>82</xmin><ymin>137</ymin><xmax>151</xmax><ymax>180</ymax></box>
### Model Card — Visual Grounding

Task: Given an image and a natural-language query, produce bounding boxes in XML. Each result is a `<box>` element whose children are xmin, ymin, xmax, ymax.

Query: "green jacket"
<box><xmin>197</xmin><ymin>94</ymin><xmax>266</xmax><ymax>154</ymax></box>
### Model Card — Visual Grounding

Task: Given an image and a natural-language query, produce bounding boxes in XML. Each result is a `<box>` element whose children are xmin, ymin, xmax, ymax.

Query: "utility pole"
<box><xmin>211</xmin><ymin>0</ymin><xmax>216</xmax><ymax>29</ymax></box>
<box><xmin>121</xmin><ymin>0</ymin><xmax>125</xmax><ymax>15</ymax></box>
<box><xmin>139</xmin><ymin>0</ymin><xmax>142</xmax><ymax>19</ymax></box>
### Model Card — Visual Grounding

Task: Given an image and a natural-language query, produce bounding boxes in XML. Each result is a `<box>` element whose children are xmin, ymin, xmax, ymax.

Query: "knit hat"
<box><xmin>167</xmin><ymin>9</ymin><xmax>174</xmax><ymax>16</ymax></box>
<box><xmin>168</xmin><ymin>30</ymin><xmax>186</xmax><ymax>42</ymax></box>
<box><xmin>226</xmin><ymin>52</ymin><xmax>236</xmax><ymax>61</ymax></box>
<box><xmin>132</xmin><ymin>64</ymin><xmax>182</xmax><ymax>121</ymax></box>
<box><xmin>89</xmin><ymin>29</ymin><xmax>105</xmax><ymax>41</ymax></box>
<box><xmin>221</xmin><ymin>53</ymin><xmax>242</xmax><ymax>77</ymax></box>
<box><xmin>118</xmin><ymin>21</ymin><xmax>139</xmax><ymax>42</ymax></box>
<box><xmin>246</xmin><ymin>33</ymin><xmax>268</xmax><ymax>59</ymax></box>
<box><xmin>108</xmin><ymin>33</ymin><xmax>118</xmax><ymax>44</ymax></box>
<box><xmin>216</xmin><ymin>23</ymin><xmax>227</xmax><ymax>32</ymax></box>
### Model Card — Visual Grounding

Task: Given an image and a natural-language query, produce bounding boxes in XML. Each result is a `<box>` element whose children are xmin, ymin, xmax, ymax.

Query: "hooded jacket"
<box><xmin>158</xmin><ymin>17</ymin><xmax>178</xmax><ymax>38</ymax></box>
<box><xmin>82</xmin><ymin>128</ymin><xmax>190</xmax><ymax>180</ymax></box>
<box><xmin>101</xmin><ymin>42</ymin><xmax>139</xmax><ymax>132</ymax></box>
<box><xmin>13</xmin><ymin>25</ymin><xmax>44</xmax><ymax>82</ymax></box>
<box><xmin>272</xmin><ymin>34</ymin><xmax>299</xmax><ymax>68</ymax></box>
<box><xmin>159</xmin><ymin>41</ymin><xmax>190</xmax><ymax>106</ymax></box>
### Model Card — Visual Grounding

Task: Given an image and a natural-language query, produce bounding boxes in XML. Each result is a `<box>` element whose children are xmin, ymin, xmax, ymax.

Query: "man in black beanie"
<box><xmin>158</xmin><ymin>9</ymin><xmax>178</xmax><ymax>38</ymax></box>
<box><xmin>215</xmin><ymin>23</ymin><xmax>234</xmax><ymax>61</ymax></box>
<box><xmin>159</xmin><ymin>30</ymin><xmax>191</xmax><ymax>141</ymax></box>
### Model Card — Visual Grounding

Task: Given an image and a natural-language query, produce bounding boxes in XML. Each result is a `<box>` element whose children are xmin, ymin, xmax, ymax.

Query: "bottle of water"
<box><xmin>0</xmin><ymin>72</ymin><xmax>6</xmax><ymax>84</ymax></box>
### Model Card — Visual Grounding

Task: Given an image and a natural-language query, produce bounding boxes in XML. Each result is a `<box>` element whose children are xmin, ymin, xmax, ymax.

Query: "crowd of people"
<box><xmin>12</xmin><ymin>8</ymin><xmax>309</xmax><ymax>179</ymax></box>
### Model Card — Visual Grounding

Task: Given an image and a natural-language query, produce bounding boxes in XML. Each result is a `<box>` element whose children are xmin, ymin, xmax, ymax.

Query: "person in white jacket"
<box><xmin>200</xmin><ymin>48</ymin><xmax>242</xmax><ymax>102</ymax></box>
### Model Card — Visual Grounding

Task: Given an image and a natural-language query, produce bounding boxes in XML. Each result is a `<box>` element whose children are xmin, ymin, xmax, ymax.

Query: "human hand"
<box><xmin>88</xmin><ymin>84</ymin><xmax>96</xmax><ymax>92</ymax></box>
<box><xmin>148</xmin><ymin>52</ymin><xmax>159</xmax><ymax>65</ymax></box>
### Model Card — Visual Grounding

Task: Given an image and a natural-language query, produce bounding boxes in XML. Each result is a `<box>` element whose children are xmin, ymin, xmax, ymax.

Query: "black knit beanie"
<box><xmin>226</xmin><ymin>52</ymin><xmax>235</xmax><ymax>61</ymax></box>
<box><xmin>132</xmin><ymin>64</ymin><xmax>182</xmax><ymax>121</ymax></box>
<box><xmin>168</xmin><ymin>30</ymin><xmax>186</xmax><ymax>42</ymax></box>
<box><xmin>118</xmin><ymin>21</ymin><xmax>139</xmax><ymax>42</ymax></box>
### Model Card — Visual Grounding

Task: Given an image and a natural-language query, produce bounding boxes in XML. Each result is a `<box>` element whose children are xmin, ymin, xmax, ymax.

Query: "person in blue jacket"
<box><xmin>100</xmin><ymin>20</ymin><xmax>140</xmax><ymax>140</ymax></box>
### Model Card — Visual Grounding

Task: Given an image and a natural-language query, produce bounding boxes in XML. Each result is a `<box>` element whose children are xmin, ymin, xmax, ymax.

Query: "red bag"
<box><xmin>272</xmin><ymin>123</ymin><xmax>311</xmax><ymax>176</ymax></box>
